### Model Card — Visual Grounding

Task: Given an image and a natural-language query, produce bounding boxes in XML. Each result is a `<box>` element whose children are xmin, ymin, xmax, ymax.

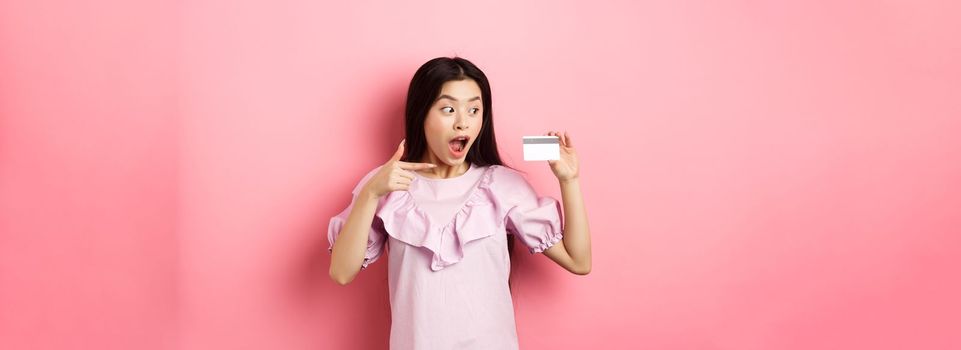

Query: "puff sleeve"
<box><xmin>497</xmin><ymin>169</ymin><xmax>564</xmax><ymax>254</ymax></box>
<box><xmin>327</xmin><ymin>167</ymin><xmax>387</xmax><ymax>270</ymax></box>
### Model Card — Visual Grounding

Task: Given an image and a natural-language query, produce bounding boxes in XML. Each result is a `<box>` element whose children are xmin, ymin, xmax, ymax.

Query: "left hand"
<box><xmin>546</xmin><ymin>131</ymin><xmax>579</xmax><ymax>182</ymax></box>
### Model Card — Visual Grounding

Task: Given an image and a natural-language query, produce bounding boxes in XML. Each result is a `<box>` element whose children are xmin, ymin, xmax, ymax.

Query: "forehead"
<box><xmin>437</xmin><ymin>79</ymin><xmax>482</xmax><ymax>101</ymax></box>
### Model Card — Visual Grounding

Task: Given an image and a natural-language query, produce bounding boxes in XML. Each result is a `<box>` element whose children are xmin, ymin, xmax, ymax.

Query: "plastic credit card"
<box><xmin>522</xmin><ymin>136</ymin><xmax>560</xmax><ymax>161</ymax></box>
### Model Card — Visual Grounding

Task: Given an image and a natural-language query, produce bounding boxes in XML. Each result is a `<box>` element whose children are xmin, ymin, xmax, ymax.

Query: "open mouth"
<box><xmin>448</xmin><ymin>135</ymin><xmax>470</xmax><ymax>154</ymax></box>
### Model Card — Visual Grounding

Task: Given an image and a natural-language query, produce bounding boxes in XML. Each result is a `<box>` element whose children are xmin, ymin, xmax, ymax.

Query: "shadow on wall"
<box><xmin>282</xmin><ymin>63</ymin><xmax>412</xmax><ymax>349</ymax></box>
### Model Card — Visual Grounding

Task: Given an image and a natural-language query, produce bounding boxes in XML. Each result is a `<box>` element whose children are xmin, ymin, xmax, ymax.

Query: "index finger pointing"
<box><xmin>397</xmin><ymin>162</ymin><xmax>437</xmax><ymax>170</ymax></box>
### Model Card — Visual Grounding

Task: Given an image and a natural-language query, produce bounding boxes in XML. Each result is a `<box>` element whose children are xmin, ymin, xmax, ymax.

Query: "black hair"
<box><xmin>400</xmin><ymin>57</ymin><xmax>507</xmax><ymax>167</ymax></box>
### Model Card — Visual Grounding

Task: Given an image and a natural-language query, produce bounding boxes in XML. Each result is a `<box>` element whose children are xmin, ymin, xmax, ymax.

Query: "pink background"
<box><xmin>2</xmin><ymin>0</ymin><xmax>960</xmax><ymax>349</ymax></box>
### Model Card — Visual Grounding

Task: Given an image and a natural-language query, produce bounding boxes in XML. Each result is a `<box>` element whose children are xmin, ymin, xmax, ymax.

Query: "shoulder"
<box><xmin>487</xmin><ymin>165</ymin><xmax>529</xmax><ymax>185</ymax></box>
<box><xmin>484</xmin><ymin>165</ymin><xmax>537</xmax><ymax>201</ymax></box>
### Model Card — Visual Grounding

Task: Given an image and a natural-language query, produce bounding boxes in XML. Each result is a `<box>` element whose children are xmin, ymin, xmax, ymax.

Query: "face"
<box><xmin>422</xmin><ymin>79</ymin><xmax>484</xmax><ymax>166</ymax></box>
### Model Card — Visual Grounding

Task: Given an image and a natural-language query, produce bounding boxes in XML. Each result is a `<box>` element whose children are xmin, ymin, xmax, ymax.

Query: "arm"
<box><xmin>543</xmin><ymin>178</ymin><xmax>592</xmax><ymax>275</ymax></box>
<box><xmin>328</xmin><ymin>139</ymin><xmax>436</xmax><ymax>285</ymax></box>
<box><xmin>542</xmin><ymin>131</ymin><xmax>592</xmax><ymax>275</ymax></box>
<box><xmin>329</xmin><ymin>189</ymin><xmax>380</xmax><ymax>285</ymax></box>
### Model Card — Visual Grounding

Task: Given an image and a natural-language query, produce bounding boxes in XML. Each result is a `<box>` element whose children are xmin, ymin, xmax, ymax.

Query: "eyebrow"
<box><xmin>436</xmin><ymin>94</ymin><xmax>481</xmax><ymax>103</ymax></box>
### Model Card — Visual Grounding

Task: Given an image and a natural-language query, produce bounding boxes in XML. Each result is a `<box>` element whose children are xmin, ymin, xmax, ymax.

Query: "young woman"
<box><xmin>328</xmin><ymin>57</ymin><xmax>592</xmax><ymax>349</ymax></box>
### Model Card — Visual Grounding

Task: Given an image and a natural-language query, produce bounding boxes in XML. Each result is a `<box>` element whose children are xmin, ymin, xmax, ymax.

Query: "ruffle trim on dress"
<box><xmin>376</xmin><ymin>165</ymin><xmax>504</xmax><ymax>271</ymax></box>
<box><xmin>529</xmin><ymin>229</ymin><xmax>564</xmax><ymax>254</ymax></box>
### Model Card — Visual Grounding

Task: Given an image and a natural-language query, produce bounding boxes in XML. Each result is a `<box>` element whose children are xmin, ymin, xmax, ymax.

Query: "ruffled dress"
<box><xmin>328</xmin><ymin>163</ymin><xmax>564</xmax><ymax>350</ymax></box>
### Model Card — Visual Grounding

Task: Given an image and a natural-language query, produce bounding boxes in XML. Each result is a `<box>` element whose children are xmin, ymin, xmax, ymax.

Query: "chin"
<box><xmin>432</xmin><ymin>145</ymin><xmax>470</xmax><ymax>166</ymax></box>
<box><xmin>450</xmin><ymin>149</ymin><xmax>473</xmax><ymax>165</ymax></box>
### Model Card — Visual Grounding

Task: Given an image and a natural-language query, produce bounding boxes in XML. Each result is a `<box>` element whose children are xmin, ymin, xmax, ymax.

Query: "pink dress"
<box><xmin>328</xmin><ymin>163</ymin><xmax>563</xmax><ymax>350</ymax></box>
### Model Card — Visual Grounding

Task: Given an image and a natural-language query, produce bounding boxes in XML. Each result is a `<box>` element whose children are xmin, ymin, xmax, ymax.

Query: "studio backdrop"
<box><xmin>1</xmin><ymin>0</ymin><xmax>959</xmax><ymax>349</ymax></box>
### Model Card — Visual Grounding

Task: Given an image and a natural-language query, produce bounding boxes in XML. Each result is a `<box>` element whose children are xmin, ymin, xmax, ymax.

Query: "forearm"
<box><xmin>329</xmin><ymin>189</ymin><xmax>379</xmax><ymax>285</ymax></box>
<box><xmin>559</xmin><ymin>178</ymin><xmax>592</xmax><ymax>272</ymax></box>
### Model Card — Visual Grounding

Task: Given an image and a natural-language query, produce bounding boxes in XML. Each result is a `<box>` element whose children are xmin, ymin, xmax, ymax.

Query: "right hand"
<box><xmin>361</xmin><ymin>139</ymin><xmax>436</xmax><ymax>198</ymax></box>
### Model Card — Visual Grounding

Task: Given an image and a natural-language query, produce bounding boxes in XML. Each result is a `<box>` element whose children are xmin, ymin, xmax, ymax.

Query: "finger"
<box><xmin>392</xmin><ymin>182</ymin><xmax>411</xmax><ymax>191</ymax></box>
<box><xmin>563</xmin><ymin>131</ymin><xmax>572</xmax><ymax>147</ymax></box>
<box><xmin>390</xmin><ymin>139</ymin><xmax>406</xmax><ymax>162</ymax></box>
<box><xmin>389</xmin><ymin>177</ymin><xmax>411</xmax><ymax>189</ymax></box>
<box><xmin>396</xmin><ymin>170</ymin><xmax>415</xmax><ymax>181</ymax></box>
<box><xmin>397</xmin><ymin>161</ymin><xmax>437</xmax><ymax>170</ymax></box>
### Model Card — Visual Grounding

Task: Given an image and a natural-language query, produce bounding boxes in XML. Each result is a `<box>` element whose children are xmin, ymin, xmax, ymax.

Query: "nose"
<box><xmin>455</xmin><ymin>117</ymin><xmax>468</xmax><ymax>130</ymax></box>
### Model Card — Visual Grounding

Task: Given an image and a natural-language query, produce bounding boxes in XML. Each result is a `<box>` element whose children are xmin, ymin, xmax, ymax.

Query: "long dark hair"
<box><xmin>400</xmin><ymin>57</ymin><xmax>506</xmax><ymax>167</ymax></box>
<box><xmin>401</xmin><ymin>57</ymin><xmax>517</xmax><ymax>284</ymax></box>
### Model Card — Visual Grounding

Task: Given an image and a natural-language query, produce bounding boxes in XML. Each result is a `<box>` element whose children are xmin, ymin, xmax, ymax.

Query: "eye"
<box><xmin>441</xmin><ymin>106</ymin><xmax>454</xmax><ymax>113</ymax></box>
<box><xmin>469</xmin><ymin>107</ymin><xmax>480</xmax><ymax>114</ymax></box>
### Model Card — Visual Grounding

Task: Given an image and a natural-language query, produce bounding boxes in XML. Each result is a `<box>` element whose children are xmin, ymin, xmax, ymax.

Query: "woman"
<box><xmin>328</xmin><ymin>57</ymin><xmax>592</xmax><ymax>349</ymax></box>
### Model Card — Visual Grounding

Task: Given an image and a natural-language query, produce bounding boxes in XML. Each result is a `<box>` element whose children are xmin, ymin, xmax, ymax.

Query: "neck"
<box><xmin>418</xmin><ymin>153</ymin><xmax>470</xmax><ymax>179</ymax></box>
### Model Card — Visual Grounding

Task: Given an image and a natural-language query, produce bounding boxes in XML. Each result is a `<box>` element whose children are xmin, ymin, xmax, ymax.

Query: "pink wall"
<box><xmin>2</xmin><ymin>0</ymin><xmax>960</xmax><ymax>349</ymax></box>
<box><xmin>0</xmin><ymin>0</ymin><xmax>180</xmax><ymax>349</ymax></box>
